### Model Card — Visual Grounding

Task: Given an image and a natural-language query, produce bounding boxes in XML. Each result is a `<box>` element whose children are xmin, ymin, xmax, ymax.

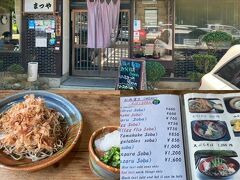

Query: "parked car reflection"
<box><xmin>207</xmin><ymin>24</ymin><xmax>240</xmax><ymax>39</ymax></box>
<box><xmin>200</xmin><ymin>45</ymin><xmax>240</xmax><ymax>90</ymax></box>
<box><xmin>144</xmin><ymin>26</ymin><xmax>162</xmax><ymax>39</ymax></box>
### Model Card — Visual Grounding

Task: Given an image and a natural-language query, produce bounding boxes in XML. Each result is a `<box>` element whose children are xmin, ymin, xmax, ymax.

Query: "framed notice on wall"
<box><xmin>24</xmin><ymin>0</ymin><xmax>55</xmax><ymax>13</ymax></box>
<box><xmin>145</xmin><ymin>9</ymin><xmax>158</xmax><ymax>26</ymax></box>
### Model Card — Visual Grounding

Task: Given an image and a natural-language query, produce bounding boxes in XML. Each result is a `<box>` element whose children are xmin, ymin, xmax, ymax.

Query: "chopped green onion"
<box><xmin>100</xmin><ymin>147</ymin><xmax>120</xmax><ymax>168</ymax></box>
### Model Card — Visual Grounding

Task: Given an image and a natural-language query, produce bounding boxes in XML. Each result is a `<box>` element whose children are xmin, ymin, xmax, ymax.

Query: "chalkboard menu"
<box><xmin>117</xmin><ymin>59</ymin><xmax>146</xmax><ymax>90</ymax></box>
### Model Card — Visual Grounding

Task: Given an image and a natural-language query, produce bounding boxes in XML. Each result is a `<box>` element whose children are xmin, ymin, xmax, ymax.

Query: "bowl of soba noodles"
<box><xmin>0</xmin><ymin>91</ymin><xmax>83</xmax><ymax>171</ymax></box>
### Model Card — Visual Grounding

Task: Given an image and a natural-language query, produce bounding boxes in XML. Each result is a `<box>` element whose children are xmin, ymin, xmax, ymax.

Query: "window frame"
<box><xmin>214</xmin><ymin>55</ymin><xmax>240</xmax><ymax>89</ymax></box>
<box><xmin>0</xmin><ymin>0</ymin><xmax>22</xmax><ymax>53</ymax></box>
<box><xmin>212</xmin><ymin>74</ymin><xmax>239</xmax><ymax>90</ymax></box>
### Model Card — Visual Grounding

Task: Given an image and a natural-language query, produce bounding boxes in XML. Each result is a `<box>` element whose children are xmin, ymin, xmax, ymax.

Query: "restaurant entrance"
<box><xmin>71</xmin><ymin>9</ymin><xmax>130</xmax><ymax>77</ymax></box>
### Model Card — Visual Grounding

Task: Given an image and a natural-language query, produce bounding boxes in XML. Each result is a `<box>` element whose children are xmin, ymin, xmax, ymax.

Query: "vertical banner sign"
<box><xmin>24</xmin><ymin>0</ymin><xmax>54</xmax><ymax>13</ymax></box>
<box><xmin>134</xmin><ymin>20</ymin><xmax>141</xmax><ymax>31</ymax></box>
<box><xmin>134</xmin><ymin>20</ymin><xmax>141</xmax><ymax>43</ymax></box>
<box><xmin>56</xmin><ymin>16</ymin><xmax>61</xmax><ymax>36</ymax></box>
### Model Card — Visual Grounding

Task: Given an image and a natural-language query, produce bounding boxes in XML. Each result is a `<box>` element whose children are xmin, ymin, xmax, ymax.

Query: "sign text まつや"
<box><xmin>24</xmin><ymin>0</ymin><xmax>54</xmax><ymax>13</ymax></box>
<box><xmin>34</xmin><ymin>2</ymin><xmax>52</xmax><ymax>10</ymax></box>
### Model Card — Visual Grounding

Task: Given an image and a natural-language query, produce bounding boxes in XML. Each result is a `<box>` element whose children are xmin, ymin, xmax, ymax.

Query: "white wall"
<box><xmin>0</xmin><ymin>13</ymin><xmax>10</xmax><ymax>36</ymax></box>
<box><xmin>62</xmin><ymin>0</ymin><xmax>70</xmax><ymax>75</ymax></box>
<box><xmin>16</xmin><ymin>0</ymin><xmax>21</xmax><ymax>34</ymax></box>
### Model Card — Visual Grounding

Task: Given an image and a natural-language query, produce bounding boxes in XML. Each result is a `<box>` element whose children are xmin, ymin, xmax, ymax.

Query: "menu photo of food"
<box><xmin>224</xmin><ymin>97</ymin><xmax>240</xmax><ymax>113</ymax></box>
<box><xmin>188</xmin><ymin>98</ymin><xmax>224</xmax><ymax>113</ymax></box>
<box><xmin>184</xmin><ymin>93</ymin><xmax>240</xmax><ymax>180</ymax></box>
<box><xmin>194</xmin><ymin>150</ymin><xmax>240</xmax><ymax>179</ymax></box>
<box><xmin>230</xmin><ymin>119</ymin><xmax>240</xmax><ymax>137</ymax></box>
<box><xmin>191</xmin><ymin>120</ymin><xmax>231</xmax><ymax>141</ymax></box>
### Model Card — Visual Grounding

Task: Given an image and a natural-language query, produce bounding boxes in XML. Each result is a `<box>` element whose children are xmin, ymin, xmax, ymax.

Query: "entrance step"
<box><xmin>60</xmin><ymin>77</ymin><xmax>116</xmax><ymax>90</ymax></box>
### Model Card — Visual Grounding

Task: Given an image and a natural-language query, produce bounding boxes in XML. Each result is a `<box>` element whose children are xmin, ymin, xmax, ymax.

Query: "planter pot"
<box><xmin>89</xmin><ymin>126</ymin><xmax>120</xmax><ymax>180</ymax></box>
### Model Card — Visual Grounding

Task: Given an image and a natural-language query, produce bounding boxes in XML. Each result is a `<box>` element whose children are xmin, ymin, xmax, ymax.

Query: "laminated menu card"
<box><xmin>120</xmin><ymin>92</ymin><xmax>240</xmax><ymax>180</ymax></box>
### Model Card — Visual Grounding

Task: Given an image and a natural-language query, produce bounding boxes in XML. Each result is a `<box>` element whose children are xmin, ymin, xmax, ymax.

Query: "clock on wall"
<box><xmin>1</xmin><ymin>15</ymin><xmax>8</xmax><ymax>25</ymax></box>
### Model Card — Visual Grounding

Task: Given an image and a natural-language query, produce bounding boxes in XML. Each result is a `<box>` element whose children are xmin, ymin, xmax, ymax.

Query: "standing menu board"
<box><xmin>117</xmin><ymin>59</ymin><xmax>146</xmax><ymax>90</ymax></box>
<box><xmin>120</xmin><ymin>95</ymin><xmax>187</xmax><ymax>179</ymax></box>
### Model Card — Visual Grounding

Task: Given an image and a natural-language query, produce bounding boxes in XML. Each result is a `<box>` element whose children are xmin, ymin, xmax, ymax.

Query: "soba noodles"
<box><xmin>0</xmin><ymin>94</ymin><xmax>68</xmax><ymax>161</ymax></box>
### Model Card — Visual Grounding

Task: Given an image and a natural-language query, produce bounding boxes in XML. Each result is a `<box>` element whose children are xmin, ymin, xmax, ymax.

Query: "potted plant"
<box><xmin>0</xmin><ymin>60</ymin><xmax>3</xmax><ymax>75</ymax></box>
<box><xmin>7</xmin><ymin>63</ymin><xmax>25</xmax><ymax>79</ymax></box>
<box><xmin>146</xmin><ymin>61</ymin><xmax>166</xmax><ymax>89</ymax></box>
<box><xmin>231</xmin><ymin>38</ymin><xmax>240</xmax><ymax>46</ymax></box>
<box><xmin>188</xmin><ymin>54</ymin><xmax>217</xmax><ymax>81</ymax></box>
<box><xmin>202</xmin><ymin>31</ymin><xmax>232</xmax><ymax>55</ymax></box>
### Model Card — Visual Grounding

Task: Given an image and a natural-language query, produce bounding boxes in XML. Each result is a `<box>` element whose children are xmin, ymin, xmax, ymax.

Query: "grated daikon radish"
<box><xmin>95</xmin><ymin>130</ymin><xmax>120</xmax><ymax>152</ymax></box>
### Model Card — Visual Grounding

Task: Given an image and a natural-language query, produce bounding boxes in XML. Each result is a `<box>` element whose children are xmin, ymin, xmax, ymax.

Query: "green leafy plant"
<box><xmin>146</xmin><ymin>61</ymin><xmax>166</xmax><ymax>89</ymax></box>
<box><xmin>231</xmin><ymin>38</ymin><xmax>240</xmax><ymax>46</ymax></box>
<box><xmin>0</xmin><ymin>0</ymin><xmax>14</xmax><ymax>12</ymax></box>
<box><xmin>188</xmin><ymin>29</ymin><xmax>208</xmax><ymax>39</ymax></box>
<box><xmin>202</xmin><ymin>31</ymin><xmax>232</xmax><ymax>55</ymax></box>
<box><xmin>188</xmin><ymin>54</ymin><xmax>217</xmax><ymax>81</ymax></box>
<box><xmin>7</xmin><ymin>64</ymin><xmax>25</xmax><ymax>78</ymax></box>
<box><xmin>187</xmin><ymin>72</ymin><xmax>205</xmax><ymax>82</ymax></box>
<box><xmin>0</xmin><ymin>61</ymin><xmax>3</xmax><ymax>72</ymax></box>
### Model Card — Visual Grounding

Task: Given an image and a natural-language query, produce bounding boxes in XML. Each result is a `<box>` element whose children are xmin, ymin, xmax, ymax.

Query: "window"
<box><xmin>133</xmin><ymin>0</ymin><xmax>173</xmax><ymax>61</ymax></box>
<box><xmin>216</xmin><ymin>57</ymin><xmax>240</xmax><ymax>89</ymax></box>
<box><xmin>0</xmin><ymin>0</ymin><xmax>21</xmax><ymax>52</ymax></box>
<box><xmin>175</xmin><ymin>0</ymin><xmax>240</xmax><ymax>49</ymax></box>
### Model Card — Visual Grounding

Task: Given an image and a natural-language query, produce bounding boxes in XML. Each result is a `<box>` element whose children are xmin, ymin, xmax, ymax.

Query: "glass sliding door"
<box><xmin>175</xmin><ymin>0</ymin><xmax>240</xmax><ymax>51</ymax></box>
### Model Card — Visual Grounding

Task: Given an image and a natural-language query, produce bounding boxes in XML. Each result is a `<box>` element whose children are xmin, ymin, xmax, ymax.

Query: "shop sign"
<box><xmin>24</xmin><ymin>0</ymin><xmax>54</xmax><ymax>13</ymax></box>
<box><xmin>35</xmin><ymin>36</ymin><xmax>47</xmax><ymax>47</ymax></box>
<box><xmin>134</xmin><ymin>20</ymin><xmax>141</xmax><ymax>31</ymax></box>
<box><xmin>56</xmin><ymin>16</ymin><xmax>61</xmax><ymax>36</ymax></box>
<box><xmin>28</xmin><ymin>20</ymin><xmax>35</xmax><ymax>29</ymax></box>
<box><xmin>133</xmin><ymin>31</ymin><xmax>140</xmax><ymax>43</ymax></box>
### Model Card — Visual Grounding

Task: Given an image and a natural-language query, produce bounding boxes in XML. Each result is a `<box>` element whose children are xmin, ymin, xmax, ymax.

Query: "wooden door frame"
<box><xmin>71</xmin><ymin>9</ymin><xmax>131</xmax><ymax>77</ymax></box>
<box><xmin>71</xmin><ymin>9</ymin><xmax>101</xmax><ymax>76</ymax></box>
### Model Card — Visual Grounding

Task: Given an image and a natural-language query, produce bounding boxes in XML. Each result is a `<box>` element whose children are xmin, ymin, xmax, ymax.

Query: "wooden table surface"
<box><xmin>0</xmin><ymin>90</ymin><xmax>120</xmax><ymax>180</ymax></box>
